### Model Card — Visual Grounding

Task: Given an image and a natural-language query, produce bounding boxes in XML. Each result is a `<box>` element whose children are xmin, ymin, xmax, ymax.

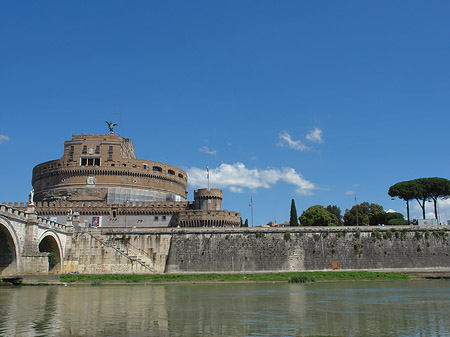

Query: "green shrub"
<box><xmin>384</xmin><ymin>230</ymin><xmax>393</xmax><ymax>240</ymax></box>
<box><xmin>289</xmin><ymin>275</ymin><xmax>316</xmax><ymax>283</ymax></box>
<box><xmin>91</xmin><ymin>279</ymin><xmax>102</xmax><ymax>286</ymax></box>
<box><xmin>372</xmin><ymin>230</ymin><xmax>382</xmax><ymax>241</ymax></box>
<box><xmin>415</xmin><ymin>231</ymin><xmax>422</xmax><ymax>240</ymax></box>
<box><xmin>354</xmin><ymin>242</ymin><xmax>363</xmax><ymax>256</ymax></box>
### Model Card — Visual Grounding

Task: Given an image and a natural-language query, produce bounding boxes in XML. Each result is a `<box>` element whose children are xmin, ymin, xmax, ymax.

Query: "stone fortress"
<box><xmin>1</xmin><ymin>124</ymin><xmax>450</xmax><ymax>277</ymax></box>
<box><xmin>30</xmin><ymin>126</ymin><xmax>241</xmax><ymax>229</ymax></box>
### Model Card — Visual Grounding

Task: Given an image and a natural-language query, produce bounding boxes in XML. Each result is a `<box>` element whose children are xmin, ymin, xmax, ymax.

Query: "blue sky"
<box><xmin>1</xmin><ymin>1</ymin><xmax>450</xmax><ymax>225</ymax></box>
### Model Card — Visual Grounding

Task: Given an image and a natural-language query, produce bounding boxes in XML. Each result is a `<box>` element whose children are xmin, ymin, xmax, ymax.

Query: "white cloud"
<box><xmin>187</xmin><ymin>162</ymin><xmax>315</xmax><ymax>195</ymax></box>
<box><xmin>0</xmin><ymin>135</ymin><xmax>10</xmax><ymax>144</ymax></box>
<box><xmin>199</xmin><ymin>146</ymin><xmax>216</xmax><ymax>155</ymax></box>
<box><xmin>278</xmin><ymin>131</ymin><xmax>311</xmax><ymax>151</ymax></box>
<box><xmin>229</xmin><ymin>186</ymin><xmax>244</xmax><ymax>193</ymax></box>
<box><xmin>306</xmin><ymin>127</ymin><xmax>324</xmax><ymax>144</ymax></box>
<box><xmin>346</xmin><ymin>190</ymin><xmax>355</xmax><ymax>195</ymax></box>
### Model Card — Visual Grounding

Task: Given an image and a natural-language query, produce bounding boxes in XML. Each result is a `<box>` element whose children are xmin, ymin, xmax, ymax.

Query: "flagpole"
<box><xmin>206</xmin><ymin>166</ymin><xmax>210</xmax><ymax>191</ymax></box>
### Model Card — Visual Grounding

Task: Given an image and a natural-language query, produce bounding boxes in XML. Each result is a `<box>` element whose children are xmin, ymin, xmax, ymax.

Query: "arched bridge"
<box><xmin>0</xmin><ymin>203</ymin><xmax>72</xmax><ymax>276</ymax></box>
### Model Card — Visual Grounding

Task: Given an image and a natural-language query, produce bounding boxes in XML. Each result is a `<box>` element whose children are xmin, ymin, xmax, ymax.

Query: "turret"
<box><xmin>194</xmin><ymin>189</ymin><xmax>223</xmax><ymax>211</ymax></box>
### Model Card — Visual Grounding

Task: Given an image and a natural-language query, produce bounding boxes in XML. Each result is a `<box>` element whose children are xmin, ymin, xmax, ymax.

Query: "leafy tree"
<box><xmin>389</xmin><ymin>177</ymin><xmax>450</xmax><ymax>221</ymax></box>
<box><xmin>412</xmin><ymin>179</ymin><xmax>428</xmax><ymax>220</ymax></box>
<box><xmin>368</xmin><ymin>203</ymin><xmax>386</xmax><ymax>226</ymax></box>
<box><xmin>299</xmin><ymin>205</ymin><xmax>338</xmax><ymax>226</ymax></box>
<box><xmin>290</xmin><ymin>199</ymin><xmax>299</xmax><ymax>226</ymax></box>
<box><xmin>344</xmin><ymin>203</ymin><xmax>370</xmax><ymax>226</ymax></box>
<box><xmin>343</xmin><ymin>202</ymin><xmax>386</xmax><ymax>226</ymax></box>
<box><xmin>415</xmin><ymin>177</ymin><xmax>450</xmax><ymax>219</ymax></box>
<box><xmin>385</xmin><ymin>212</ymin><xmax>407</xmax><ymax>226</ymax></box>
<box><xmin>326</xmin><ymin>205</ymin><xmax>342</xmax><ymax>225</ymax></box>
<box><xmin>388</xmin><ymin>180</ymin><xmax>419</xmax><ymax>224</ymax></box>
<box><xmin>241</xmin><ymin>219</ymin><xmax>249</xmax><ymax>227</ymax></box>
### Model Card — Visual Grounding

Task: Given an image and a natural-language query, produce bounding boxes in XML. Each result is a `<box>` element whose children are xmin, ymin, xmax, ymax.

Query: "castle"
<box><xmin>29</xmin><ymin>126</ymin><xmax>241</xmax><ymax>228</ymax></box>
<box><xmin>2</xmin><ymin>126</ymin><xmax>449</xmax><ymax>277</ymax></box>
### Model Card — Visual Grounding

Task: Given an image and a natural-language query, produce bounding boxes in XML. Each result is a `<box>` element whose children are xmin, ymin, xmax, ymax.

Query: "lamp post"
<box><xmin>249</xmin><ymin>197</ymin><xmax>254</xmax><ymax>227</ymax></box>
<box><xmin>354</xmin><ymin>194</ymin><xmax>359</xmax><ymax>226</ymax></box>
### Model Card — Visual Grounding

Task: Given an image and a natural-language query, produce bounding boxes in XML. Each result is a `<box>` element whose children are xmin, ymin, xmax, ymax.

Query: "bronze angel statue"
<box><xmin>106</xmin><ymin>121</ymin><xmax>118</xmax><ymax>135</ymax></box>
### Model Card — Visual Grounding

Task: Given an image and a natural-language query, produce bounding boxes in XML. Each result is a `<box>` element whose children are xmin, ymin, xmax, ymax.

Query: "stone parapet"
<box><xmin>25</xmin><ymin>200</ymin><xmax>193</xmax><ymax>219</ymax></box>
<box><xmin>194</xmin><ymin>188</ymin><xmax>223</xmax><ymax>199</ymax></box>
<box><xmin>173</xmin><ymin>209</ymin><xmax>241</xmax><ymax>228</ymax></box>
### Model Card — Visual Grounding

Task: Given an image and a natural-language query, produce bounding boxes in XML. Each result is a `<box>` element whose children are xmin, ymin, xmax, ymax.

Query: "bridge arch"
<box><xmin>38</xmin><ymin>231</ymin><xmax>63</xmax><ymax>274</ymax></box>
<box><xmin>0</xmin><ymin>217</ymin><xmax>21</xmax><ymax>275</ymax></box>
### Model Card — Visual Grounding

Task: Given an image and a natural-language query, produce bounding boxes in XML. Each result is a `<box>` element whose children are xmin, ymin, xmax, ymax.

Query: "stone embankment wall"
<box><xmin>165</xmin><ymin>227</ymin><xmax>450</xmax><ymax>273</ymax></box>
<box><xmin>63</xmin><ymin>227</ymin><xmax>450</xmax><ymax>274</ymax></box>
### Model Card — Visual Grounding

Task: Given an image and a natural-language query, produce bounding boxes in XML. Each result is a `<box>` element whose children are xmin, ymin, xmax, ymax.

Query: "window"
<box><xmin>162</xmin><ymin>216</ymin><xmax>166</xmax><ymax>221</ymax></box>
<box><xmin>143</xmin><ymin>164</ymin><xmax>147</xmax><ymax>170</ymax></box>
<box><xmin>82</xmin><ymin>146</ymin><xmax>87</xmax><ymax>154</ymax></box>
<box><xmin>70</xmin><ymin>146</ymin><xmax>74</xmax><ymax>152</ymax></box>
<box><xmin>95</xmin><ymin>145</ymin><xmax>100</xmax><ymax>154</ymax></box>
<box><xmin>80</xmin><ymin>157</ymin><xmax>101</xmax><ymax>166</ymax></box>
<box><xmin>154</xmin><ymin>216</ymin><xmax>159</xmax><ymax>221</ymax></box>
<box><xmin>108</xmin><ymin>154</ymin><xmax>113</xmax><ymax>161</ymax></box>
<box><xmin>168</xmin><ymin>170</ymin><xmax>175</xmax><ymax>175</ymax></box>
<box><xmin>108</xmin><ymin>146</ymin><xmax>113</xmax><ymax>153</ymax></box>
<box><xmin>69</xmin><ymin>154</ymin><xmax>73</xmax><ymax>161</ymax></box>
<box><xmin>153</xmin><ymin>166</ymin><xmax>162</xmax><ymax>172</ymax></box>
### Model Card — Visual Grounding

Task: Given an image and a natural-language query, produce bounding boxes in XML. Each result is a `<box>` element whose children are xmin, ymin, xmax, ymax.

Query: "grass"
<box><xmin>60</xmin><ymin>271</ymin><xmax>409</xmax><ymax>284</ymax></box>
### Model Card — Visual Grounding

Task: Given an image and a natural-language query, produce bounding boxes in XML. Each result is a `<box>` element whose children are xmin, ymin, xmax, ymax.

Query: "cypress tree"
<box><xmin>290</xmin><ymin>199</ymin><xmax>299</xmax><ymax>226</ymax></box>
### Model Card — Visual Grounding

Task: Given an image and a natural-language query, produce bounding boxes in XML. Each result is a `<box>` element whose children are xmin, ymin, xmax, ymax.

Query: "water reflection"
<box><xmin>0</xmin><ymin>280</ymin><xmax>449</xmax><ymax>336</ymax></box>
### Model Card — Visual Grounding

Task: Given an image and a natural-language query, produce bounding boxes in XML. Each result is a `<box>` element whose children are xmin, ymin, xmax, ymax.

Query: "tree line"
<box><xmin>388</xmin><ymin>177</ymin><xmax>450</xmax><ymax>224</ymax></box>
<box><xmin>289</xmin><ymin>177</ymin><xmax>450</xmax><ymax>226</ymax></box>
<box><xmin>290</xmin><ymin>201</ymin><xmax>406</xmax><ymax>226</ymax></box>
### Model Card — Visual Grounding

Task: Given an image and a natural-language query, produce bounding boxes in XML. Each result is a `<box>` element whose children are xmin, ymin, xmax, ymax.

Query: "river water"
<box><xmin>0</xmin><ymin>280</ymin><xmax>449</xmax><ymax>336</ymax></box>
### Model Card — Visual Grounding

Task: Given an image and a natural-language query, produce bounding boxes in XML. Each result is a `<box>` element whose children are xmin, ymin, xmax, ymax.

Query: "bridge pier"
<box><xmin>0</xmin><ymin>203</ymin><xmax>72</xmax><ymax>276</ymax></box>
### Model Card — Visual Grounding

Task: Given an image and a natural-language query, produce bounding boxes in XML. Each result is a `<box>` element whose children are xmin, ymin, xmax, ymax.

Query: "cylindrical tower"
<box><xmin>31</xmin><ymin>134</ymin><xmax>188</xmax><ymax>203</ymax></box>
<box><xmin>193</xmin><ymin>189</ymin><xmax>223</xmax><ymax>211</ymax></box>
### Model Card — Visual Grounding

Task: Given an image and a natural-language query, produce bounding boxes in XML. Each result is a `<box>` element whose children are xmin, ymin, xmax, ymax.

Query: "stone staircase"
<box><xmin>87</xmin><ymin>231</ymin><xmax>156</xmax><ymax>273</ymax></box>
<box><xmin>114</xmin><ymin>241</ymin><xmax>157</xmax><ymax>273</ymax></box>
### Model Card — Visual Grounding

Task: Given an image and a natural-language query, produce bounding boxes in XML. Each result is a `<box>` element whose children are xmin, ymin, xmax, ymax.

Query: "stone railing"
<box><xmin>0</xmin><ymin>203</ymin><xmax>28</xmax><ymax>218</ymax></box>
<box><xmin>36</xmin><ymin>216</ymin><xmax>72</xmax><ymax>232</ymax></box>
<box><xmin>1</xmin><ymin>202</ymin><xmax>72</xmax><ymax>232</ymax></box>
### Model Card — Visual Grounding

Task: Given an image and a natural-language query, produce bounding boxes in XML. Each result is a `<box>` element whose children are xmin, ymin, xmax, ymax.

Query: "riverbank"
<box><xmin>56</xmin><ymin>271</ymin><xmax>410</xmax><ymax>285</ymax></box>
